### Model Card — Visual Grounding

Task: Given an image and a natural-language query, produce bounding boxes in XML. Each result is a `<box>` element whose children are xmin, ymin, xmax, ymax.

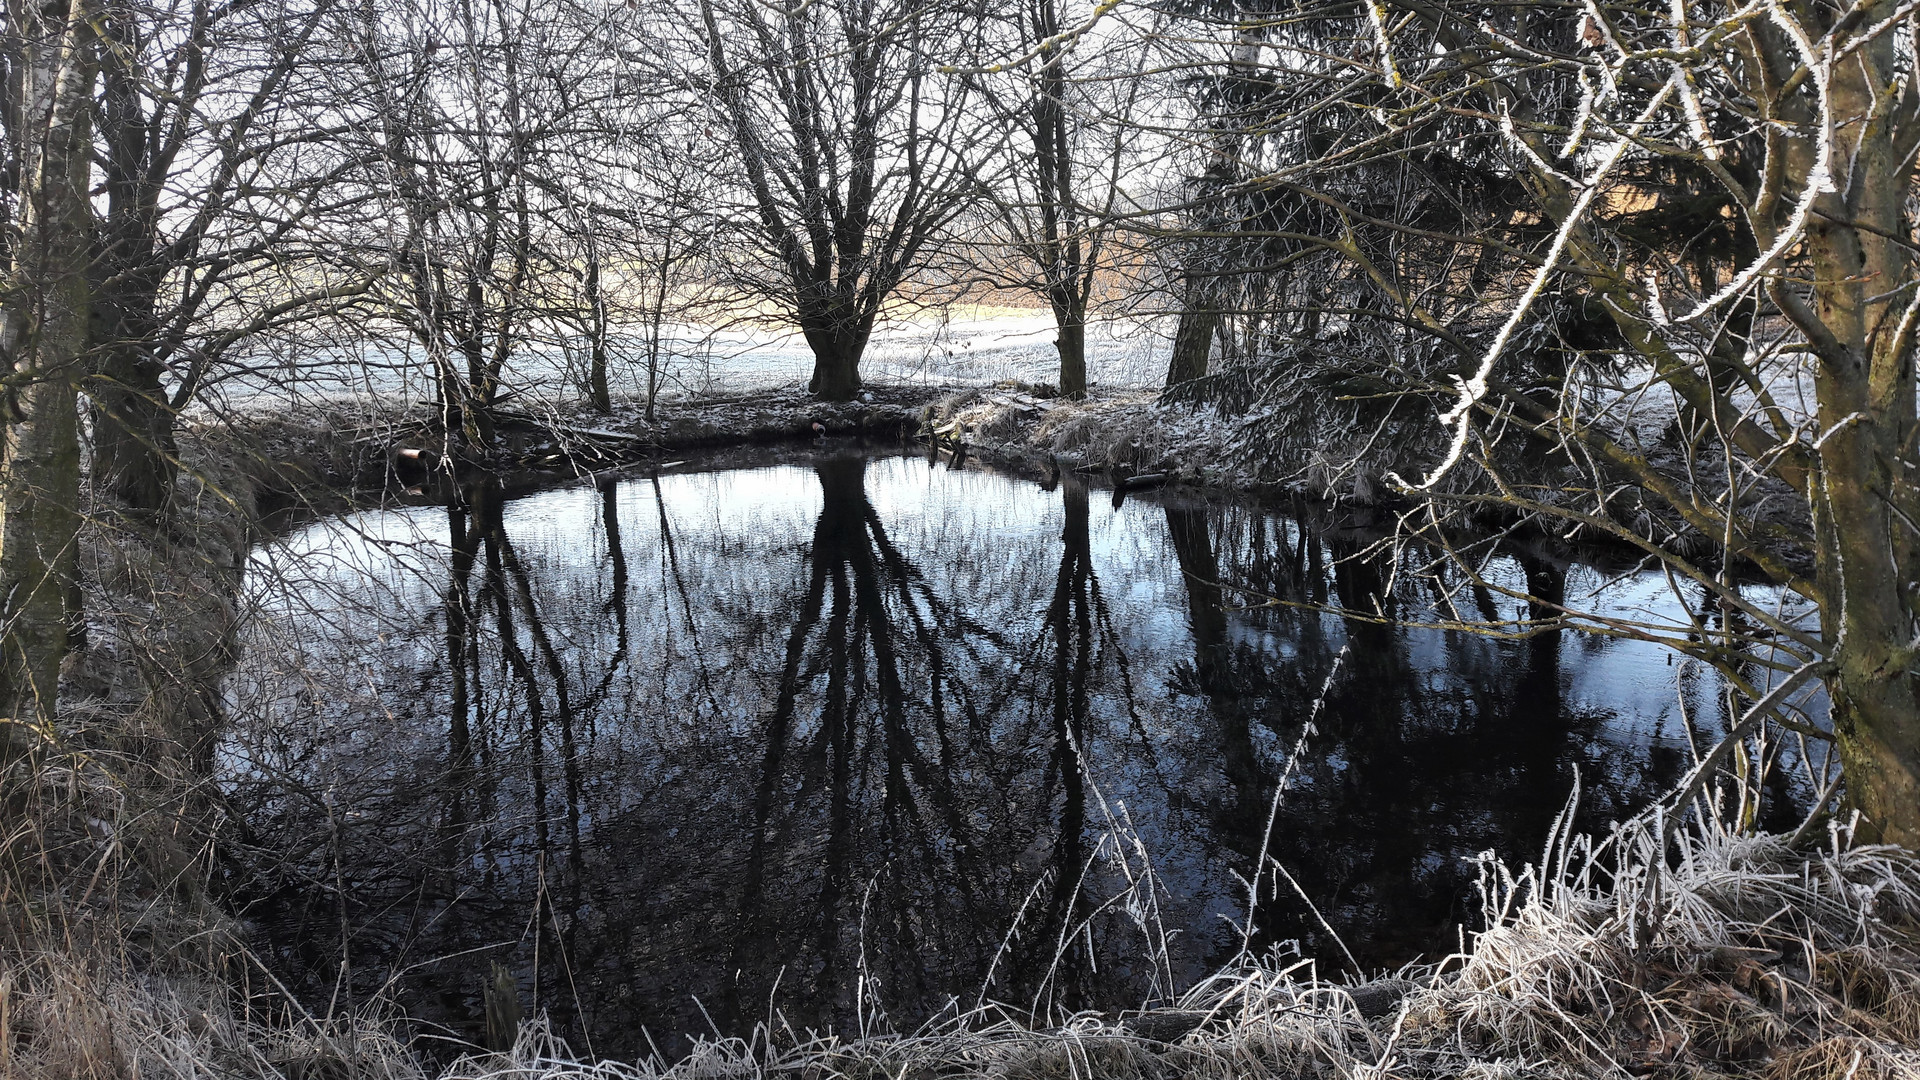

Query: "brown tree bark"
<box><xmin>585</xmin><ymin>244</ymin><xmax>612</xmax><ymax>415</ymax></box>
<box><xmin>800</xmin><ymin>311</ymin><xmax>870</xmax><ymax>400</ymax></box>
<box><xmin>86</xmin><ymin>52</ymin><xmax>177</xmax><ymax>513</ymax></box>
<box><xmin>1798</xmin><ymin>24</ymin><xmax>1920</xmax><ymax>845</ymax></box>
<box><xmin>1054</xmin><ymin>305</ymin><xmax>1087</xmax><ymax>399</ymax></box>
<box><xmin>88</xmin><ymin>287</ymin><xmax>177</xmax><ymax>514</ymax></box>
<box><xmin>807</xmin><ymin>348</ymin><xmax>865</xmax><ymax>401</ymax></box>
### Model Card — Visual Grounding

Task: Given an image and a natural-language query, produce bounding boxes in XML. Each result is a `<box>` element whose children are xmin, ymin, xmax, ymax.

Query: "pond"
<box><xmin>219</xmin><ymin>448</ymin><xmax>1814</xmax><ymax>1061</ymax></box>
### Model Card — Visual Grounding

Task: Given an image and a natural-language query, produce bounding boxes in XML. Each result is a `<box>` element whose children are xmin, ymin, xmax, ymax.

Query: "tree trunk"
<box><xmin>645</xmin><ymin>246</ymin><xmax>674</xmax><ymax>423</ymax></box>
<box><xmin>0</xmin><ymin>0</ymin><xmax>97</xmax><ymax>740</ymax></box>
<box><xmin>1057</xmin><ymin>318</ymin><xmax>1087</xmax><ymax>399</ymax></box>
<box><xmin>1167</xmin><ymin>275</ymin><xmax>1218</xmax><ymax>388</ymax></box>
<box><xmin>87</xmin><ymin>54</ymin><xmax>177</xmax><ymax>514</ymax></box>
<box><xmin>585</xmin><ymin>248</ymin><xmax>611</xmax><ymax>414</ymax></box>
<box><xmin>87</xmin><ymin>291</ymin><xmax>178</xmax><ymax>513</ymax></box>
<box><xmin>1052</xmin><ymin>289</ymin><xmax>1087</xmax><ymax>399</ymax></box>
<box><xmin>1818</xmin><ymin>340</ymin><xmax>1920</xmax><ymax>844</ymax></box>
<box><xmin>1804</xmin><ymin>26</ymin><xmax>1920</xmax><ymax>845</ymax></box>
<box><xmin>803</xmin><ymin>318</ymin><xmax>867</xmax><ymax>401</ymax></box>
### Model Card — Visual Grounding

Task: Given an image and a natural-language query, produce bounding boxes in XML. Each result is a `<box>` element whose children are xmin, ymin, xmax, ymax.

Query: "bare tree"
<box><xmin>1155</xmin><ymin>0</ymin><xmax>1920</xmax><ymax>839</ymax></box>
<box><xmin>86</xmin><ymin>0</ymin><xmax>364</xmax><ymax>513</ymax></box>
<box><xmin>344</xmin><ymin>0</ymin><xmax>612</xmax><ymax>449</ymax></box>
<box><xmin>1158</xmin><ymin>14</ymin><xmax>1277</xmax><ymax>391</ymax></box>
<box><xmin>555</xmin><ymin>94</ymin><xmax>722</xmax><ymax>419</ymax></box>
<box><xmin>684</xmin><ymin>0</ymin><xmax>982</xmax><ymax>400</ymax></box>
<box><xmin>966</xmin><ymin>0</ymin><xmax>1149</xmax><ymax>398</ymax></box>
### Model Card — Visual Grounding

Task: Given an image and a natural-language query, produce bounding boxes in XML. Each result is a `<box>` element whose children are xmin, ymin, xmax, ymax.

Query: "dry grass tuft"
<box><xmin>0</xmin><ymin>945</ymin><xmax>428</xmax><ymax>1080</ymax></box>
<box><xmin>418</xmin><ymin>805</ymin><xmax>1920</xmax><ymax>1080</ymax></box>
<box><xmin>1764</xmin><ymin>1036</ymin><xmax>1920</xmax><ymax>1080</ymax></box>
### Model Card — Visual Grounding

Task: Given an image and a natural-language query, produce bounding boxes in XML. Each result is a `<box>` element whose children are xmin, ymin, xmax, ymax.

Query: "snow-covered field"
<box><xmin>196</xmin><ymin>309</ymin><xmax>1170</xmax><ymax>415</ymax></box>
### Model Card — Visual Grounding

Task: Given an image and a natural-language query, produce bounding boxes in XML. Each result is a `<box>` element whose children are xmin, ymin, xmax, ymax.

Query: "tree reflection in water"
<box><xmin>221</xmin><ymin>452</ymin><xmax>1801</xmax><ymax>1062</ymax></box>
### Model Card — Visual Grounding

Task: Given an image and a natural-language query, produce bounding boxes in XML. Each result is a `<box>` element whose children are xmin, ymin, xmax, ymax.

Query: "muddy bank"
<box><xmin>202</xmin><ymin>384</ymin><xmax>936</xmax><ymax>515</ymax></box>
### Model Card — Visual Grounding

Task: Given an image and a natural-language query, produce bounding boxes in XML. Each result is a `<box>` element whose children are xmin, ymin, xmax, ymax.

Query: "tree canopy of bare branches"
<box><xmin>1149</xmin><ymin>0</ymin><xmax>1920</xmax><ymax>840</ymax></box>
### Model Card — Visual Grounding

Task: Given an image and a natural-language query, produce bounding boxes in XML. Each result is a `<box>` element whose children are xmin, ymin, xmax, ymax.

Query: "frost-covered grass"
<box><xmin>10</xmin><ymin>770</ymin><xmax>1919</xmax><ymax>1078</ymax></box>
<box><xmin>927</xmin><ymin>388</ymin><xmax>1316</xmax><ymax>492</ymax></box>
<box><xmin>416</xmin><ymin>807</ymin><xmax>1920</xmax><ymax>1080</ymax></box>
<box><xmin>198</xmin><ymin>311</ymin><xmax>1168</xmax><ymax>418</ymax></box>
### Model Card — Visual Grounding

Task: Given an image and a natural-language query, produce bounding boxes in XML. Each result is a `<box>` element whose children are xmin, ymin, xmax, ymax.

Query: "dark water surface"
<box><xmin>221</xmin><ymin>449</ymin><xmax>1795</xmax><ymax>1060</ymax></box>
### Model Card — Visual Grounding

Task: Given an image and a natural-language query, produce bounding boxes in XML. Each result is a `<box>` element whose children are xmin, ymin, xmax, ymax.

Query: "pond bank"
<box><xmin>194</xmin><ymin>382</ymin><xmax>1524</xmax><ymax>535</ymax></box>
<box><xmin>225</xmin><ymin>385</ymin><xmax>935</xmax><ymax>498</ymax></box>
<box><xmin>207</xmin><ymin>383</ymin><xmax>1272</xmax><ymax>513</ymax></box>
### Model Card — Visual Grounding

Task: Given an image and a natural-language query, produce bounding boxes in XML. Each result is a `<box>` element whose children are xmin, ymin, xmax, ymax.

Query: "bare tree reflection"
<box><xmin>221</xmin><ymin>457</ymin><xmax>1781</xmax><ymax>1063</ymax></box>
<box><xmin>993</xmin><ymin>479</ymin><xmax>1162</xmax><ymax>1016</ymax></box>
<box><xmin>1163</xmin><ymin>504</ymin><xmax>1679</xmax><ymax>970</ymax></box>
<box><xmin>724</xmin><ymin>455</ymin><xmax>1064</xmax><ymax>1033</ymax></box>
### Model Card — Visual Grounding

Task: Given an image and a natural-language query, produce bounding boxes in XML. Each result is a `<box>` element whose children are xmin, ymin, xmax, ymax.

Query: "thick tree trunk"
<box><xmin>1804</xmin><ymin>29</ymin><xmax>1920</xmax><ymax>845</ymax></box>
<box><xmin>0</xmin><ymin>0</ymin><xmax>97</xmax><ymax>739</ymax></box>
<box><xmin>803</xmin><ymin>314</ymin><xmax>868</xmax><ymax>401</ymax></box>
<box><xmin>87</xmin><ymin>291</ymin><xmax>178</xmax><ymax>513</ymax></box>
<box><xmin>1057</xmin><ymin>318</ymin><xmax>1086</xmax><ymax>399</ymax></box>
<box><xmin>1167</xmin><ymin>275</ymin><xmax>1218</xmax><ymax>388</ymax></box>
<box><xmin>1813</xmin><ymin>375</ymin><xmax>1920</xmax><ymax>846</ymax></box>
<box><xmin>86</xmin><ymin>53</ymin><xmax>177</xmax><ymax>514</ymax></box>
<box><xmin>1818</xmin><ymin>350</ymin><xmax>1920</xmax><ymax>844</ymax></box>
<box><xmin>808</xmin><ymin>349</ymin><xmax>863</xmax><ymax>400</ymax></box>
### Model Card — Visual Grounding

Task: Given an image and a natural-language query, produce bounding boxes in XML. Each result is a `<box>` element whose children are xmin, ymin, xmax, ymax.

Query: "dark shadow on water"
<box><xmin>221</xmin><ymin>452</ymin><xmax>1810</xmax><ymax>1062</ymax></box>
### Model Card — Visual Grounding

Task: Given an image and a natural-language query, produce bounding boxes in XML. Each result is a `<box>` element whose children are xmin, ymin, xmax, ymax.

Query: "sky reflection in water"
<box><xmin>221</xmin><ymin>451</ymin><xmax>1803</xmax><ymax>1061</ymax></box>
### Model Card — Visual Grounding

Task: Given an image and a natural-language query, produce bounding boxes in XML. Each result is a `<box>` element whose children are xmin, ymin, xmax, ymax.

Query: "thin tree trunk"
<box><xmin>645</xmin><ymin>239</ymin><xmax>674</xmax><ymax>423</ymax></box>
<box><xmin>585</xmin><ymin>244</ymin><xmax>611</xmax><ymax>414</ymax></box>
<box><xmin>0</xmin><ymin>0</ymin><xmax>97</xmax><ymax>740</ymax></box>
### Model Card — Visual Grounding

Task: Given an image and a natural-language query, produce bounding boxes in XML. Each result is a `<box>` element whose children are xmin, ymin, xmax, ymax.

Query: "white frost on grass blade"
<box><xmin>415</xmin><ymin>803</ymin><xmax>1920</xmax><ymax>1080</ymax></box>
<box><xmin>11</xmin><ymin>737</ymin><xmax>1920</xmax><ymax>1079</ymax></box>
